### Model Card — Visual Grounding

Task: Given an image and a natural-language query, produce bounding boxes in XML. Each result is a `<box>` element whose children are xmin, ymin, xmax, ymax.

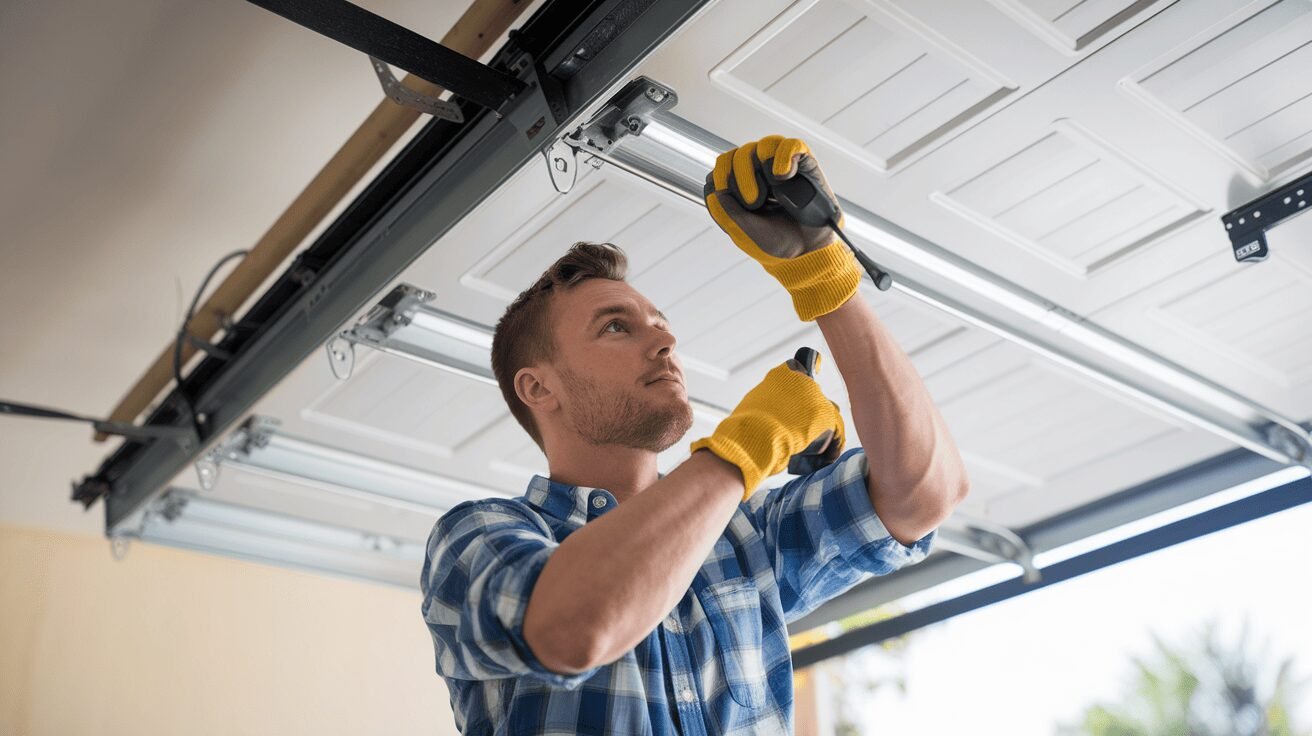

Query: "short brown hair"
<box><xmin>490</xmin><ymin>242</ymin><xmax>629</xmax><ymax>450</ymax></box>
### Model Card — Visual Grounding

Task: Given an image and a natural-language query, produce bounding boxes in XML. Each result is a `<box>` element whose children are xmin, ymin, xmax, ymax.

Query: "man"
<box><xmin>420</xmin><ymin>136</ymin><xmax>969</xmax><ymax>734</ymax></box>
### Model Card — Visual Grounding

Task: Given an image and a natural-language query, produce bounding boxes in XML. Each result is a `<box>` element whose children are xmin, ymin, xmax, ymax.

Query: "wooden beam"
<box><xmin>96</xmin><ymin>0</ymin><xmax>533</xmax><ymax>441</ymax></box>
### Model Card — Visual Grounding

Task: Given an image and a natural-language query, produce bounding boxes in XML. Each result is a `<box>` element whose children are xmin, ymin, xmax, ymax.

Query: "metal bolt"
<box><xmin>625</xmin><ymin>117</ymin><xmax>642</xmax><ymax>133</ymax></box>
<box><xmin>553</xmin><ymin>156</ymin><xmax>568</xmax><ymax>171</ymax></box>
<box><xmin>645</xmin><ymin>86</ymin><xmax>666</xmax><ymax>103</ymax></box>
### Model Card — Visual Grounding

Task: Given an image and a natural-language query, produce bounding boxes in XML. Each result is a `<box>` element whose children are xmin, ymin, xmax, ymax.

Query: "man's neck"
<box><xmin>545</xmin><ymin>442</ymin><xmax>661</xmax><ymax>505</ymax></box>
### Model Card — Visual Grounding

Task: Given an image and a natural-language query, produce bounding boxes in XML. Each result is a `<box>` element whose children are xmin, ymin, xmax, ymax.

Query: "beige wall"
<box><xmin>0</xmin><ymin>523</ymin><xmax>460</xmax><ymax>735</ymax></box>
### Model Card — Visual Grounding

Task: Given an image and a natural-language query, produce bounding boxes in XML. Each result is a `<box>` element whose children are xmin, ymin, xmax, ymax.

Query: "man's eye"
<box><xmin>603</xmin><ymin>320</ymin><xmax>627</xmax><ymax>333</ymax></box>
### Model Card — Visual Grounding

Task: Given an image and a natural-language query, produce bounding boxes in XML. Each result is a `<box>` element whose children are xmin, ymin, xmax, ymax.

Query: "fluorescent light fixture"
<box><xmin>339</xmin><ymin>287</ymin><xmax>497</xmax><ymax>385</ymax></box>
<box><xmin>339</xmin><ymin>285</ymin><xmax>732</xmax><ymax>425</ymax></box>
<box><xmin>212</xmin><ymin>417</ymin><xmax>510</xmax><ymax>514</ymax></box>
<box><xmin>600</xmin><ymin>110</ymin><xmax>1312</xmax><ymax>467</ymax></box>
<box><xmin>642</xmin><ymin>119</ymin><xmax>719</xmax><ymax>168</ymax></box>
<box><xmin>132</xmin><ymin>489</ymin><xmax>426</xmax><ymax>590</ymax></box>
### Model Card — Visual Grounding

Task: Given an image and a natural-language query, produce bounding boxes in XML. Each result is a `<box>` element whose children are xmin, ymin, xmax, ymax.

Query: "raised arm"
<box><xmin>816</xmin><ymin>294</ymin><xmax>969</xmax><ymax>545</ymax></box>
<box><xmin>698</xmin><ymin>133</ymin><xmax>968</xmax><ymax>546</ymax></box>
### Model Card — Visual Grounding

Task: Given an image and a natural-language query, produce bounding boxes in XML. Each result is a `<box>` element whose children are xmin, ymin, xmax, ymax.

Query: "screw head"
<box><xmin>645</xmin><ymin>86</ymin><xmax>667</xmax><ymax>103</ymax></box>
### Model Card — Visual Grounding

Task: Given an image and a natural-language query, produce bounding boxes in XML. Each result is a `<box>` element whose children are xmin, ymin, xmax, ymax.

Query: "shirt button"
<box><xmin>591</xmin><ymin>496</ymin><xmax>607</xmax><ymax>509</ymax></box>
<box><xmin>680</xmin><ymin>687</ymin><xmax>695</xmax><ymax>703</ymax></box>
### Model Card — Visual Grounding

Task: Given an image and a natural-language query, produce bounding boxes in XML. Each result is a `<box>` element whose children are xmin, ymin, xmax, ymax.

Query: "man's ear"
<box><xmin>515</xmin><ymin>366</ymin><xmax>559</xmax><ymax>413</ymax></box>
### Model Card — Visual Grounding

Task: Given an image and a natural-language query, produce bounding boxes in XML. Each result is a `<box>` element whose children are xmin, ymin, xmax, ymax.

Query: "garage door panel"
<box><xmin>1093</xmin><ymin>209</ymin><xmax>1312</xmax><ymax>419</ymax></box>
<box><xmin>167</xmin><ymin>0</ymin><xmax>1312</xmax><ymax>568</ymax></box>
<box><xmin>711</xmin><ymin>0</ymin><xmax>1022</xmax><ymax>173</ymax></box>
<box><xmin>1125</xmin><ymin>0</ymin><xmax>1312</xmax><ymax>180</ymax></box>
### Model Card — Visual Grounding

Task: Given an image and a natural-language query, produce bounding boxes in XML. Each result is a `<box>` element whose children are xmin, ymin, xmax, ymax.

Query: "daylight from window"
<box><xmin>797</xmin><ymin>491</ymin><xmax>1312</xmax><ymax>735</ymax></box>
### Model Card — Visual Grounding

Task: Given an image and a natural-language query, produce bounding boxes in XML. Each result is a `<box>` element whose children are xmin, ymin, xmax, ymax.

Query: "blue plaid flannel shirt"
<box><xmin>420</xmin><ymin>447</ymin><xmax>935</xmax><ymax>735</ymax></box>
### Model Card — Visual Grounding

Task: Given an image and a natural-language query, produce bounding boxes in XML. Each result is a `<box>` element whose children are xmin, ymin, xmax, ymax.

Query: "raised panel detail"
<box><xmin>305</xmin><ymin>354</ymin><xmax>505</xmax><ymax>455</ymax></box>
<box><xmin>937</xmin><ymin>357</ymin><xmax>1178</xmax><ymax>484</ymax></box>
<box><xmin>931</xmin><ymin>121</ymin><xmax>1206</xmax><ymax>277</ymax></box>
<box><xmin>711</xmin><ymin>0</ymin><xmax>1014</xmax><ymax>172</ymax></box>
<box><xmin>1123</xmin><ymin>0</ymin><xmax>1312</xmax><ymax>180</ymax></box>
<box><xmin>462</xmin><ymin>175</ymin><xmax>711</xmax><ymax>303</ymax></box>
<box><xmin>987</xmin><ymin>0</ymin><xmax>1159</xmax><ymax>53</ymax></box>
<box><xmin>1151</xmin><ymin>251</ymin><xmax>1312</xmax><ymax>387</ymax></box>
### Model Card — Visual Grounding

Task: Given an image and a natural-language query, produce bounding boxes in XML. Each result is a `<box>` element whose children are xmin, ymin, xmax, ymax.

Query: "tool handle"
<box><xmin>785</xmin><ymin>347</ymin><xmax>843</xmax><ymax>475</ymax></box>
<box><xmin>791</xmin><ymin>347</ymin><xmax>820</xmax><ymax>377</ymax></box>
<box><xmin>767</xmin><ymin>172</ymin><xmax>838</xmax><ymax>228</ymax></box>
<box><xmin>761</xmin><ymin>162</ymin><xmax>895</xmax><ymax>291</ymax></box>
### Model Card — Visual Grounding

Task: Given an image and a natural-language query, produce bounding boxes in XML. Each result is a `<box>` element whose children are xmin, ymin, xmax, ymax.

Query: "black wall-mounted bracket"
<box><xmin>1221</xmin><ymin>170</ymin><xmax>1311</xmax><ymax>263</ymax></box>
<box><xmin>245</xmin><ymin>0</ymin><xmax>528</xmax><ymax>116</ymax></box>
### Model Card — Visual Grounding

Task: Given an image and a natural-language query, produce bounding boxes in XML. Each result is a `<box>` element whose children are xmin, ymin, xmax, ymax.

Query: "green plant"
<box><xmin>1060</xmin><ymin>619</ymin><xmax>1308</xmax><ymax>736</ymax></box>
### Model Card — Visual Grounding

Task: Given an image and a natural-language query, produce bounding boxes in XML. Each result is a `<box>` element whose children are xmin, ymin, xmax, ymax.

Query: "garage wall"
<box><xmin>0</xmin><ymin>523</ymin><xmax>458</xmax><ymax>735</ymax></box>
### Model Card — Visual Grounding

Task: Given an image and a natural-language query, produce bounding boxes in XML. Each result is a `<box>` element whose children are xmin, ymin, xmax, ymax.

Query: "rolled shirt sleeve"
<box><xmin>420</xmin><ymin>499</ymin><xmax>599</xmax><ymax>689</ymax></box>
<box><xmin>745</xmin><ymin>446</ymin><xmax>936</xmax><ymax>623</ymax></box>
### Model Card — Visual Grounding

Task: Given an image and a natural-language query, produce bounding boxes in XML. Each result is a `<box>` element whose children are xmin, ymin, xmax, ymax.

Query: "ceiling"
<box><xmin>4</xmin><ymin>0</ymin><xmax>1310</xmax><ymax>589</ymax></box>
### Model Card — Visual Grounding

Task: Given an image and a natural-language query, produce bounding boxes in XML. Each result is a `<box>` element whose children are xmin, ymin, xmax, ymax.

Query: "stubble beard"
<box><xmin>559</xmin><ymin>366</ymin><xmax>694</xmax><ymax>452</ymax></box>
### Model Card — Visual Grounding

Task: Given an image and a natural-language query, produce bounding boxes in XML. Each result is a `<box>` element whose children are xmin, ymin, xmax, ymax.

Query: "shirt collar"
<box><xmin>524</xmin><ymin>474</ymin><xmax>617</xmax><ymax>526</ymax></box>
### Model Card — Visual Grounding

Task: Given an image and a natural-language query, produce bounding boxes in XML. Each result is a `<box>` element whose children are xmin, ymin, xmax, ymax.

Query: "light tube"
<box><xmin>134</xmin><ymin>491</ymin><xmax>426</xmax><ymax>590</ymax></box>
<box><xmin>220</xmin><ymin>425</ymin><xmax>511</xmax><ymax>512</ymax></box>
<box><xmin>607</xmin><ymin>113</ymin><xmax>1312</xmax><ymax>466</ymax></box>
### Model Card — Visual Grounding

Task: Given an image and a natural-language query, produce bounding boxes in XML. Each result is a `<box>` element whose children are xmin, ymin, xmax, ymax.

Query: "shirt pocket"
<box><xmin>699</xmin><ymin>578</ymin><xmax>768</xmax><ymax>709</ymax></box>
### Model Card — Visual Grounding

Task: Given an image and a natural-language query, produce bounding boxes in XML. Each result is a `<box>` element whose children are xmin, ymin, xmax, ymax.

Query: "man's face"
<box><xmin>543</xmin><ymin>278</ymin><xmax>693</xmax><ymax>452</ymax></box>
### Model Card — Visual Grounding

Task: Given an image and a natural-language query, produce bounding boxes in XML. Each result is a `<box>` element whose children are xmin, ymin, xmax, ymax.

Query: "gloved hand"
<box><xmin>704</xmin><ymin>135</ymin><xmax>863</xmax><ymax>321</ymax></box>
<box><xmin>690</xmin><ymin>355</ymin><xmax>846</xmax><ymax>501</ymax></box>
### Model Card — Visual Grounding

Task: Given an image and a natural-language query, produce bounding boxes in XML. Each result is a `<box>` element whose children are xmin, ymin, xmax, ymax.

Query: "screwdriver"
<box><xmin>762</xmin><ymin>160</ymin><xmax>894</xmax><ymax>291</ymax></box>
<box><xmin>785</xmin><ymin>347</ymin><xmax>844</xmax><ymax>475</ymax></box>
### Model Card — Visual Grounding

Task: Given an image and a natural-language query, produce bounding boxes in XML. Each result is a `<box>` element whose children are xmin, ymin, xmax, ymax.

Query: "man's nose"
<box><xmin>648</xmin><ymin>324</ymin><xmax>676</xmax><ymax>357</ymax></box>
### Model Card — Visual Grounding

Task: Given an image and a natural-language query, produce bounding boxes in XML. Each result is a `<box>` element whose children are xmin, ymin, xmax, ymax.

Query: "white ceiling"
<box><xmin>5</xmin><ymin>0</ymin><xmax>1310</xmax><ymax>570</ymax></box>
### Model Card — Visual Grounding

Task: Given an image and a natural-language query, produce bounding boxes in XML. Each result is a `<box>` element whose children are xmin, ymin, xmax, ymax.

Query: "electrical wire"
<box><xmin>173</xmin><ymin>250</ymin><xmax>249</xmax><ymax>441</ymax></box>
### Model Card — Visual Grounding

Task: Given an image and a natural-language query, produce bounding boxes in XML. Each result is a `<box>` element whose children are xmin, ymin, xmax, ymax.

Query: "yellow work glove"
<box><xmin>704</xmin><ymin>135</ymin><xmax>863</xmax><ymax>321</ymax></box>
<box><xmin>690</xmin><ymin>356</ymin><xmax>846</xmax><ymax>501</ymax></box>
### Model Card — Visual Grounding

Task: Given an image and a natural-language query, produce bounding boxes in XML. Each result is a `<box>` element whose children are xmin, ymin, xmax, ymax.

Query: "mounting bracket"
<box><xmin>1221</xmin><ymin>169</ymin><xmax>1311</xmax><ymax>263</ymax></box>
<box><xmin>369</xmin><ymin>57</ymin><xmax>464</xmax><ymax>123</ymax></box>
<box><xmin>936</xmin><ymin>517</ymin><xmax>1041</xmax><ymax>584</ymax></box>
<box><xmin>545</xmin><ymin>76</ymin><xmax>679</xmax><ymax>194</ymax></box>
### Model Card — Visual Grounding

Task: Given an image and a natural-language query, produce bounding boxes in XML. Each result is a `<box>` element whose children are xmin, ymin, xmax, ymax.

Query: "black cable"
<box><xmin>173</xmin><ymin>250</ymin><xmax>249</xmax><ymax>440</ymax></box>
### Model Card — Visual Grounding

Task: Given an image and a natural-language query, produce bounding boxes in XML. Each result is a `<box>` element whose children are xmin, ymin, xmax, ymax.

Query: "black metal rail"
<box><xmin>75</xmin><ymin>0</ymin><xmax>712</xmax><ymax>532</ymax></box>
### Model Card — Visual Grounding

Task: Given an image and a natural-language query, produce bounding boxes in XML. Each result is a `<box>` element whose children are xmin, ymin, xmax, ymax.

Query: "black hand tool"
<box><xmin>762</xmin><ymin>160</ymin><xmax>894</xmax><ymax>291</ymax></box>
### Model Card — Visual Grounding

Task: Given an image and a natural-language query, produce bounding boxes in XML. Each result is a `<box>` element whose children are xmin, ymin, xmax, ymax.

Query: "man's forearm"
<box><xmin>523</xmin><ymin>450</ymin><xmax>744</xmax><ymax>673</ymax></box>
<box><xmin>816</xmin><ymin>293</ymin><xmax>969</xmax><ymax>544</ymax></box>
